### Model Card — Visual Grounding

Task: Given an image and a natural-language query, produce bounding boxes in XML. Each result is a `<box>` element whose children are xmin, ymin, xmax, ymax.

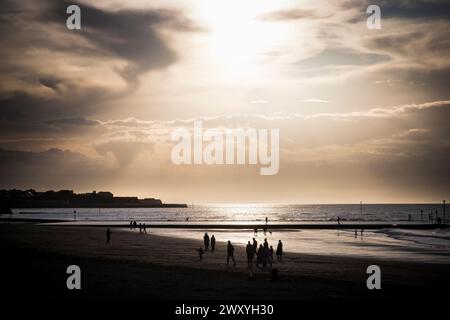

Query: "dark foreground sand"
<box><xmin>1</xmin><ymin>224</ymin><xmax>449</xmax><ymax>300</ymax></box>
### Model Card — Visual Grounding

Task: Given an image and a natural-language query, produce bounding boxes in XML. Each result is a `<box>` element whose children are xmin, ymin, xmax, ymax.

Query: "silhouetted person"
<box><xmin>106</xmin><ymin>227</ymin><xmax>111</xmax><ymax>243</ymax></box>
<box><xmin>337</xmin><ymin>216</ymin><xmax>340</xmax><ymax>225</ymax></box>
<box><xmin>252</xmin><ymin>238</ymin><xmax>258</xmax><ymax>254</ymax></box>
<box><xmin>246</xmin><ymin>241</ymin><xmax>254</xmax><ymax>266</ymax></box>
<box><xmin>211</xmin><ymin>235</ymin><xmax>216</xmax><ymax>251</ymax></box>
<box><xmin>262</xmin><ymin>239</ymin><xmax>269</xmax><ymax>267</ymax></box>
<box><xmin>227</xmin><ymin>241</ymin><xmax>236</xmax><ymax>266</ymax></box>
<box><xmin>265</xmin><ymin>216</ymin><xmax>268</xmax><ymax>225</ymax></box>
<box><xmin>197</xmin><ymin>247</ymin><xmax>204</xmax><ymax>260</ymax></box>
<box><xmin>256</xmin><ymin>245</ymin><xmax>264</xmax><ymax>268</ymax></box>
<box><xmin>254</xmin><ymin>227</ymin><xmax>258</xmax><ymax>236</ymax></box>
<box><xmin>143</xmin><ymin>223</ymin><xmax>147</xmax><ymax>234</ymax></box>
<box><xmin>204</xmin><ymin>233</ymin><xmax>210</xmax><ymax>251</ymax></box>
<box><xmin>269</xmin><ymin>246</ymin><xmax>274</xmax><ymax>265</ymax></box>
<box><xmin>276</xmin><ymin>240</ymin><xmax>283</xmax><ymax>261</ymax></box>
<box><xmin>408</xmin><ymin>214</ymin><xmax>411</xmax><ymax>222</ymax></box>
<box><xmin>361</xmin><ymin>229</ymin><xmax>364</xmax><ymax>236</ymax></box>
<box><xmin>186</xmin><ymin>217</ymin><xmax>189</xmax><ymax>222</ymax></box>
<box><xmin>139</xmin><ymin>224</ymin><xmax>142</xmax><ymax>234</ymax></box>
<box><xmin>354</xmin><ymin>229</ymin><xmax>357</xmax><ymax>238</ymax></box>
<box><xmin>129</xmin><ymin>221</ymin><xmax>133</xmax><ymax>230</ymax></box>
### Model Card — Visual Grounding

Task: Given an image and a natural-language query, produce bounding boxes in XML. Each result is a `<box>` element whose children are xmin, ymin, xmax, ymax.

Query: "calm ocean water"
<box><xmin>9</xmin><ymin>203</ymin><xmax>447</xmax><ymax>222</ymax></box>
<box><xmin>6</xmin><ymin>203</ymin><xmax>450</xmax><ymax>263</ymax></box>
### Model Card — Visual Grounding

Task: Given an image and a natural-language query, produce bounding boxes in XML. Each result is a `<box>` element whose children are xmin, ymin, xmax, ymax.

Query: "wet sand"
<box><xmin>1</xmin><ymin>224</ymin><xmax>449</xmax><ymax>300</ymax></box>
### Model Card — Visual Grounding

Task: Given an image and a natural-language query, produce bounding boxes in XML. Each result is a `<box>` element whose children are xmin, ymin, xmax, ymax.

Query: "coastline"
<box><xmin>1</xmin><ymin>224</ymin><xmax>449</xmax><ymax>300</ymax></box>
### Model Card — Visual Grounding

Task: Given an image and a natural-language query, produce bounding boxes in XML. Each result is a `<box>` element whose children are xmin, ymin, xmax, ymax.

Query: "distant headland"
<box><xmin>0</xmin><ymin>189</ymin><xmax>187</xmax><ymax>208</ymax></box>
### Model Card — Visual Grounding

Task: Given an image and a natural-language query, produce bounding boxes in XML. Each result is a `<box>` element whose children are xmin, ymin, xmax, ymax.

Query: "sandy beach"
<box><xmin>1</xmin><ymin>223</ymin><xmax>449</xmax><ymax>301</ymax></box>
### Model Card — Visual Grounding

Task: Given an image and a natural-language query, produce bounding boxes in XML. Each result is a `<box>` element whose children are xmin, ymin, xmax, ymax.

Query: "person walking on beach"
<box><xmin>276</xmin><ymin>240</ymin><xmax>283</xmax><ymax>261</ymax></box>
<box><xmin>256</xmin><ymin>245</ymin><xmax>264</xmax><ymax>268</ymax></box>
<box><xmin>143</xmin><ymin>223</ymin><xmax>147</xmax><ymax>234</ymax></box>
<box><xmin>263</xmin><ymin>239</ymin><xmax>269</xmax><ymax>267</ymax></box>
<box><xmin>246</xmin><ymin>241</ymin><xmax>254</xmax><ymax>266</ymax></box>
<box><xmin>337</xmin><ymin>216</ymin><xmax>340</xmax><ymax>225</ymax></box>
<box><xmin>354</xmin><ymin>229</ymin><xmax>357</xmax><ymax>238</ymax></box>
<box><xmin>210</xmin><ymin>235</ymin><xmax>216</xmax><ymax>251</ymax></box>
<box><xmin>197</xmin><ymin>247</ymin><xmax>204</xmax><ymax>260</ymax></box>
<box><xmin>265</xmin><ymin>216</ymin><xmax>268</xmax><ymax>225</ymax></box>
<box><xmin>227</xmin><ymin>241</ymin><xmax>236</xmax><ymax>266</ymax></box>
<box><xmin>203</xmin><ymin>233</ymin><xmax>210</xmax><ymax>251</ymax></box>
<box><xmin>106</xmin><ymin>227</ymin><xmax>112</xmax><ymax>243</ymax></box>
<box><xmin>252</xmin><ymin>238</ymin><xmax>258</xmax><ymax>254</ymax></box>
<box><xmin>269</xmin><ymin>246</ymin><xmax>274</xmax><ymax>265</ymax></box>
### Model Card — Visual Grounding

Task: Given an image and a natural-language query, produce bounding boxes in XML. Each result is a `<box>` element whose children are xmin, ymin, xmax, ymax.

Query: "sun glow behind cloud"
<box><xmin>195</xmin><ymin>0</ymin><xmax>299</xmax><ymax>82</ymax></box>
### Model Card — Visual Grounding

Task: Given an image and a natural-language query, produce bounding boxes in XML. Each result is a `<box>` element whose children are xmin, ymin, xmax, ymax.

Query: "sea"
<box><xmin>9</xmin><ymin>203</ymin><xmax>447</xmax><ymax>222</ymax></box>
<box><xmin>6</xmin><ymin>203</ymin><xmax>450</xmax><ymax>264</ymax></box>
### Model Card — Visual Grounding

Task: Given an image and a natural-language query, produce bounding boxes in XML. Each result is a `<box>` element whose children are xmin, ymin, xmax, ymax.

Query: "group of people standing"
<box><xmin>197</xmin><ymin>232</ymin><xmax>216</xmax><ymax>260</ymax></box>
<box><xmin>197</xmin><ymin>232</ymin><xmax>283</xmax><ymax>269</ymax></box>
<box><xmin>246</xmin><ymin>238</ymin><xmax>283</xmax><ymax>268</ymax></box>
<box><xmin>129</xmin><ymin>220</ymin><xmax>147</xmax><ymax>234</ymax></box>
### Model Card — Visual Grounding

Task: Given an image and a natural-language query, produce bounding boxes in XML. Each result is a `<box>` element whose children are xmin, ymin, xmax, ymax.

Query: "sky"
<box><xmin>0</xmin><ymin>0</ymin><xmax>449</xmax><ymax>203</ymax></box>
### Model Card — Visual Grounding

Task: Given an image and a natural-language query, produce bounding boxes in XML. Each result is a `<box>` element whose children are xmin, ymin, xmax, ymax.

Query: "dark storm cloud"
<box><xmin>343</xmin><ymin>0</ymin><xmax>450</xmax><ymax>22</ymax></box>
<box><xmin>0</xmin><ymin>0</ymin><xmax>200</xmax><ymax>140</ymax></box>
<box><xmin>0</xmin><ymin>87</ymin><xmax>107</xmax><ymax>125</ymax></box>
<box><xmin>43</xmin><ymin>1</ymin><xmax>178</xmax><ymax>85</ymax></box>
<box><xmin>0</xmin><ymin>148</ymin><xmax>111</xmax><ymax>189</ymax></box>
<box><xmin>1</xmin><ymin>0</ymin><xmax>199</xmax><ymax>82</ymax></box>
<box><xmin>38</xmin><ymin>77</ymin><xmax>63</xmax><ymax>92</ymax></box>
